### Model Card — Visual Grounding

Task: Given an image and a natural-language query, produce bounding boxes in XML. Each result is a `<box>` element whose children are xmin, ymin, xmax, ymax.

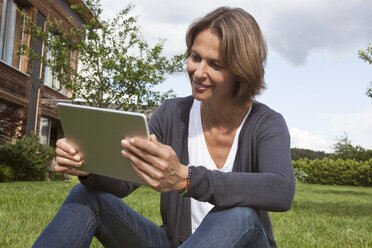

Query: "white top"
<box><xmin>188</xmin><ymin>99</ymin><xmax>251</xmax><ymax>233</ymax></box>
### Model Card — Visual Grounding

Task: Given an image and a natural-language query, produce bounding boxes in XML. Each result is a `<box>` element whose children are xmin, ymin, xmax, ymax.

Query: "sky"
<box><xmin>100</xmin><ymin>0</ymin><xmax>372</xmax><ymax>152</ymax></box>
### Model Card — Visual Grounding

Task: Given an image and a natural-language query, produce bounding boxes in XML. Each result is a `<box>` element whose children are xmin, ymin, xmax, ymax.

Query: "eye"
<box><xmin>190</xmin><ymin>53</ymin><xmax>201</xmax><ymax>62</ymax></box>
<box><xmin>210</xmin><ymin>62</ymin><xmax>224</xmax><ymax>70</ymax></box>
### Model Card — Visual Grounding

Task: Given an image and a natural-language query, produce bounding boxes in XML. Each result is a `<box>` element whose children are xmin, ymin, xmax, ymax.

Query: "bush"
<box><xmin>0</xmin><ymin>164</ymin><xmax>14</xmax><ymax>182</ymax></box>
<box><xmin>0</xmin><ymin>135</ymin><xmax>55</xmax><ymax>182</ymax></box>
<box><xmin>294</xmin><ymin>168</ymin><xmax>308</xmax><ymax>182</ymax></box>
<box><xmin>49</xmin><ymin>171</ymin><xmax>68</xmax><ymax>181</ymax></box>
<box><xmin>292</xmin><ymin>158</ymin><xmax>372</xmax><ymax>186</ymax></box>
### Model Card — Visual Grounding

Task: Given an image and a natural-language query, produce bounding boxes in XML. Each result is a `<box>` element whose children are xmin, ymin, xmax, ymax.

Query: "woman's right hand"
<box><xmin>55</xmin><ymin>138</ymin><xmax>90</xmax><ymax>176</ymax></box>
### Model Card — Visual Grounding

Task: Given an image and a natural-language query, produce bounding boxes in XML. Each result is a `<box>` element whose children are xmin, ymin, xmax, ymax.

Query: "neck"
<box><xmin>200</xmin><ymin>98</ymin><xmax>252</xmax><ymax>129</ymax></box>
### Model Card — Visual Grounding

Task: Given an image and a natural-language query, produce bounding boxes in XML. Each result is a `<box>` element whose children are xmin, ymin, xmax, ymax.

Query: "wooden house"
<box><xmin>0</xmin><ymin>0</ymin><xmax>92</xmax><ymax>146</ymax></box>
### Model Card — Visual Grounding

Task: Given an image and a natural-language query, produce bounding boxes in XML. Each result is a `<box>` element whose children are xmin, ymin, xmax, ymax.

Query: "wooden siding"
<box><xmin>0</xmin><ymin>0</ymin><xmax>87</xmax><ymax>143</ymax></box>
<box><xmin>41</xmin><ymin>85</ymin><xmax>69</xmax><ymax>119</ymax></box>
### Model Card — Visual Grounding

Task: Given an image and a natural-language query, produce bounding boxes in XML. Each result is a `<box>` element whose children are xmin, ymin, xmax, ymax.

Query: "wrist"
<box><xmin>176</xmin><ymin>166</ymin><xmax>188</xmax><ymax>192</ymax></box>
<box><xmin>179</xmin><ymin>166</ymin><xmax>192</xmax><ymax>196</ymax></box>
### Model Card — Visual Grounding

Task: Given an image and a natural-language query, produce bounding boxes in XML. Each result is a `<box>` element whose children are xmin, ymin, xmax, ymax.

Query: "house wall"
<box><xmin>0</xmin><ymin>0</ymin><xmax>87</xmax><ymax>145</ymax></box>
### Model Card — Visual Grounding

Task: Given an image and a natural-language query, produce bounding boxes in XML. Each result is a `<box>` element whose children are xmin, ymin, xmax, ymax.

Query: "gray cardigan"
<box><xmin>80</xmin><ymin>96</ymin><xmax>295</xmax><ymax>247</ymax></box>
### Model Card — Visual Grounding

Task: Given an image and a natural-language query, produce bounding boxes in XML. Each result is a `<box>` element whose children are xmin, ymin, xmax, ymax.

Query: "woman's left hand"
<box><xmin>121</xmin><ymin>134</ymin><xmax>188</xmax><ymax>192</ymax></box>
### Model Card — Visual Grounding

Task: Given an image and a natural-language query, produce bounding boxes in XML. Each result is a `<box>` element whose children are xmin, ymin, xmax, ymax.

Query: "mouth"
<box><xmin>193</xmin><ymin>80</ymin><xmax>211</xmax><ymax>90</ymax></box>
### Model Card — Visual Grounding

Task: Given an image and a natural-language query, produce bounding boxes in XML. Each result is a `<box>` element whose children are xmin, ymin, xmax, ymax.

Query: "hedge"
<box><xmin>292</xmin><ymin>158</ymin><xmax>372</xmax><ymax>186</ymax></box>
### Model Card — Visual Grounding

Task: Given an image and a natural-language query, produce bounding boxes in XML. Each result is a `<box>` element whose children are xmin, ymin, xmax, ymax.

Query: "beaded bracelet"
<box><xmin>180</xmin><ymin>167</ymin><xmax>192</xmax><ymax>196</ymax></box>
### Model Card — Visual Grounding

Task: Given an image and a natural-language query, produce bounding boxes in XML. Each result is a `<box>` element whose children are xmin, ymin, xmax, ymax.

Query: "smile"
<box><xmin>193</xmin><ymin>80</ymin><xmax>211</xmax><ymax>90</ymax></box>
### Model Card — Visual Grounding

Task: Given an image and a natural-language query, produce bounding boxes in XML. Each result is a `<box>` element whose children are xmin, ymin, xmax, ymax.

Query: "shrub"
<box><xmin>0</xmin><ymin>134</ymin><xmax>55</xmax><ymax>182</ymax></box>
<box><xmin>294</xmin><ymin>168</ymin><xmax>308</xmax><ymax>182</ymax></box>
<box><xmin>0</xmin><ymin>164</ymin><xmax>14</xmax><ymax>182</ymax></box>
<box><xmin>292</xmin><ymin>158</ymin><xmax>372</xmax><ymax>186</ymax></box>
<box><xmin>49</xmin><ymin>172</ymin><xmax>68</xmax><ymax>181</ymax></box>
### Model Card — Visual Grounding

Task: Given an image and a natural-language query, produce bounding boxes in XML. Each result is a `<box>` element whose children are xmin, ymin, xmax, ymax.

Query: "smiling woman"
<box><xmin>186</xmin><ymin>7</ymin><xmax>267</xmax><ymax>105</ymax></box>
<box><xmin>187</xmin><ymin>29</ymin><xmax>237</xmax><ymax>106</ymax></box>
<box><xmin>33</xmin><ymin>6</ymin><xmax>295</xmax><ymax>248</ymax></box>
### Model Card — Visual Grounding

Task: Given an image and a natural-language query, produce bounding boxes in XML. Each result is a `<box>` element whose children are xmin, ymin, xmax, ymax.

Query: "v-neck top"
<box><xmin>188</xmin><ymin>99</ymin><xmax>251</xmax><ymax>232</ymax></box>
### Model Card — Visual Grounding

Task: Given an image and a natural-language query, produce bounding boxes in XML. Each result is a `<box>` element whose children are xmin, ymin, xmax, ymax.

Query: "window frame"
<box><xmin>39</xmin><ymin>116</ymin><xmax>51</xmax><ymax>145</ymax></box>
<box><xmin>0</xmin><ymin>0</ymin><xmax>26</xmax><ymax>70</ymax></box>
<box><xmin>43</xmin><ymin>32</ymin><xmax>71</xmax><ymax>96</ymax></box>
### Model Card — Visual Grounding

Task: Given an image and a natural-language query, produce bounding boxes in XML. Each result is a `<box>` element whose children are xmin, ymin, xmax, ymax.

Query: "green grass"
<box><xmin>271</xmin><ymin>183</ymin><xmax>372</xmax><ymax>248</ymax></box>
<box><xmin>0</xmin><ymin>178</ymin><xmax>371</xmax><ymax>247</ymax></box>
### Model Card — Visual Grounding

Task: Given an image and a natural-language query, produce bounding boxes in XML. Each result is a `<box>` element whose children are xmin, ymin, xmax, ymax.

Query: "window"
<box><xmin>43</xmin><ymin>34</ymin><xmax>70</xmax><ymax>95</ymax></box>
<box><xmin>44</xmin><ymin>48</ymin><xmax>61</xmax><ymax>89</ymax></box>
<box><xmin>0</xmin><ymin>0</ymin><xmax>25</xmax><ymax>69</ymax></box>
<box><xmin>39</xmin><ymin>116</ymin><xmax>51</xmax><ymax>145</ymax></box>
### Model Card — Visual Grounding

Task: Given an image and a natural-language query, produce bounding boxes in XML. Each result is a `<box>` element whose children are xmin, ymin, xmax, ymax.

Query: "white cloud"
<box><xmin>101</xmin><ymin>0</ymin><xmax>372</xmax><ymax>66</ymax></box>
<box><xmin>290</xmin><ymin>128</ymin><xmax>333</xmax><ymax>152</ymax></box>
<box><xmin>290</xmin><ymin>108</ymin><xmax>372</xmax><ymax>152</ymax></box>
<box><xmin>256</xmin><ymin>0</ymin><xmax>372</xmax><ymax>65</ymax></box>
<box><xmin>324</xmin><ymin>109</ymin><xmax>372</xmax><ymax>149</ymax></box>
<box><xmin>98</xmin><ymin>1</ymin><xmax>372</xmax><ymax>91</ymax></box>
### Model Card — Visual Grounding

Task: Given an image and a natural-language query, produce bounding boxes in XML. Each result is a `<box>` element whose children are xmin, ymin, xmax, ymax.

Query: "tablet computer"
<box><xmin>56</xmin><ymin>103</ymin><xmax>148</xmax><ymax>185</ymax></box>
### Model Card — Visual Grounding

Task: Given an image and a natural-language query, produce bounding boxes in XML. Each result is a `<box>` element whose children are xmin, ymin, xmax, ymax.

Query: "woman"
<box><xmin>33</xmin><ymin>7</ymin><xmax>295</xmax><ymax>248</ymax></box>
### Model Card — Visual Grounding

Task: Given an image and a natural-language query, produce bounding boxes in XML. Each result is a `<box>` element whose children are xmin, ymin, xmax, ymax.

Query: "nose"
<box><xmin>193</xmin><ymin>61</ymin><xmax>207</xmax><ymax>79</ymax></box>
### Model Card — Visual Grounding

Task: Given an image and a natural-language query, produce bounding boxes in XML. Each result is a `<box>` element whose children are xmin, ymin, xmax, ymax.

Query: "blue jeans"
<box><xmin>33</xmin><ymin>184</ymin><xmax>270</xmax><ymax>248</ymax></box>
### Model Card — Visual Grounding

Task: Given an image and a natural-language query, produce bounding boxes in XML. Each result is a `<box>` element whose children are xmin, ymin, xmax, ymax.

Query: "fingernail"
<box><xmin>121</xmin><ymin>150</ymin><xmax>127</xmax><ymax>156</ymax></box>
<box><xmin>122</xmin><ymin>140</ymin><xmax>128</xmax><ymax>145</ymax></box>
<box><xmin>73</xmin><ymin>155</ymin><xmax>80</xmax><ymax>160</ymax></box>
<box><xmin>69</xmin><ymin>148</ymin><xmax>75</xmax><ymax>154</ymax></box>
<box><xmin>130</xmin><ymin>138</ymin><xmax>134</xmax><ymax>144</ymax></box>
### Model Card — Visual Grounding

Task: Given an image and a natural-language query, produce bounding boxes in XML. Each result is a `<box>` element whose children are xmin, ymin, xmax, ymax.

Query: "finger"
<box><xmin>56</xmin><ymin>148</ymin><xmax>83</xmax><ymax>162</ymax></box>
<box><xmin>54</xmin><ymin>163</ymin><xmax>74</xmax><ymax>173</ymax></box>
<box><xmin>56</xmin><ymin>138</ymin><xmax>78</xmax><ymax>155</ymax></box>
<box><xmin>56</xmin><ymin>156</ymin><xmax>83</xmax><ymax>167</ymax></box>
<box><xmin>150</xmin><ymin>134</ymin><xmax>158</xmax><ymax>143</ymax></box>
<box><xmin>54</xmin><ymin>164</ymin><xmax>89</xmax><ymax>176</ymax></box>
<box><xmin>128</xmin><ymin>137</ymin><xmax>161</xmax><ymax>157</ymax></box>
<box><xmin>149</xmin><ymin>135</ymin><xmax>171</xmax><ymax>150</ymax></box>
<box><xmin>122</xmin><ymin>149</ymin><xmax>162</xmax><ymax>180</ymax></box>
<box><xmin>121</xmin><ymin>139</ymin><xmax>158</xmax><ymax>166</ymax></box>
<box><xmin>131</xmin><ymin>164</ymin><xmax>158</xmax><ymax>188</ymax></box>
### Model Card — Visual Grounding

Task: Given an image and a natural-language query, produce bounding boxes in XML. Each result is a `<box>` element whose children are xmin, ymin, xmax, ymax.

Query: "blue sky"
<box><xmin>101</xmin><ymin>0</ymin><xmax>372</xmax><ymax>152</ymax></box>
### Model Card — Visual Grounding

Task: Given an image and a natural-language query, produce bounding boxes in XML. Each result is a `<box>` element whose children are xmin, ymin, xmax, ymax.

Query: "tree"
<box><xmin>332</xmin><ymin>132</ymin><xmax>372</xmax><ymax>161</ymax></box>
<box><xmin>19</xmin><ymin>0</ymin><xmax>184</xmax><ymax>110</ymax></box>
<box><xmin>358</xmin><ymin>44</ymin><xmax>372</xmax><ymax>98</ymax></box>
<box><xmin>290</xmin><ymin>148</ymin><xmax>329</xmax><ymax>161</ymax></box>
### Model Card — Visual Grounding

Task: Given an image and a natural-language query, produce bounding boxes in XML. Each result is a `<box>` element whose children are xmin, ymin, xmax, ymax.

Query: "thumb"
<box><xmin>150</xmin><ymin>134</ymin><xmax>158</xmax><ymax>143</ymax></box>
<box><xmin>150</xmin><ymin>134</ymin><xmax>168</xmax><ymax>149</ymax></box>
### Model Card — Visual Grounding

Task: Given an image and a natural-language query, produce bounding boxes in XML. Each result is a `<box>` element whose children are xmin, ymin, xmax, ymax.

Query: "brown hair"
<box><xmin>186</xmin><ymin>7</ymin><xmax>267</xmax><ymax>104</ymax></box>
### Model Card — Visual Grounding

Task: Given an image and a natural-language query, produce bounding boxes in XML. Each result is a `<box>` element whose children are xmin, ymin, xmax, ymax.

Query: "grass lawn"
<box><xmin>0</xmin><ymin>178</ymin><xmax>371</xmax><ymax>247</ymax></box>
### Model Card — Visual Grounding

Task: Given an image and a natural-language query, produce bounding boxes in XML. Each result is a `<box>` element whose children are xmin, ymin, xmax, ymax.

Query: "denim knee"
<box><xmin>65</xmin><ymin>183</ymin><xmax>102</xmax><ymax>212</ymax></box>
<box><xmin>211</xmin><ymin>206</ymin><xmax>261</xmax><ymax>226</ymax></box>
<box><xmin>233</xmin><ymin>207</ymin><xmax>260</xmax><ymax>224</ymax></box>
<box><xmin>68</xmin><ymin>183</ymin><xmax>93</xmax><ymax>200</ymax></box>
<box><xmin>181</xmin><ymin>207</ymin><xmax>269</xmax><ymax>248</ymax></box>
<box><xmin>69</xmin><ymin>183</ymin><xmax>88</xmax><ymax>195</ymax></box>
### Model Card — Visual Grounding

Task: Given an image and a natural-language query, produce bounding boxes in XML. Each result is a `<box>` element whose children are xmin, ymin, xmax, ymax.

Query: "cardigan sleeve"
<box><xmin>185</xmin><ymin>112</ymin><xmax>295</xmax><ymax>212</ymax></box>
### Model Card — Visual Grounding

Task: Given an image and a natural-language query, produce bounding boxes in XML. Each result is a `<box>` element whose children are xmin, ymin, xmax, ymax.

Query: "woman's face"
<box><xmin>187</xmin><ymin>29</ymin><xmax>236</xmax><ymax>103</ymax></box>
